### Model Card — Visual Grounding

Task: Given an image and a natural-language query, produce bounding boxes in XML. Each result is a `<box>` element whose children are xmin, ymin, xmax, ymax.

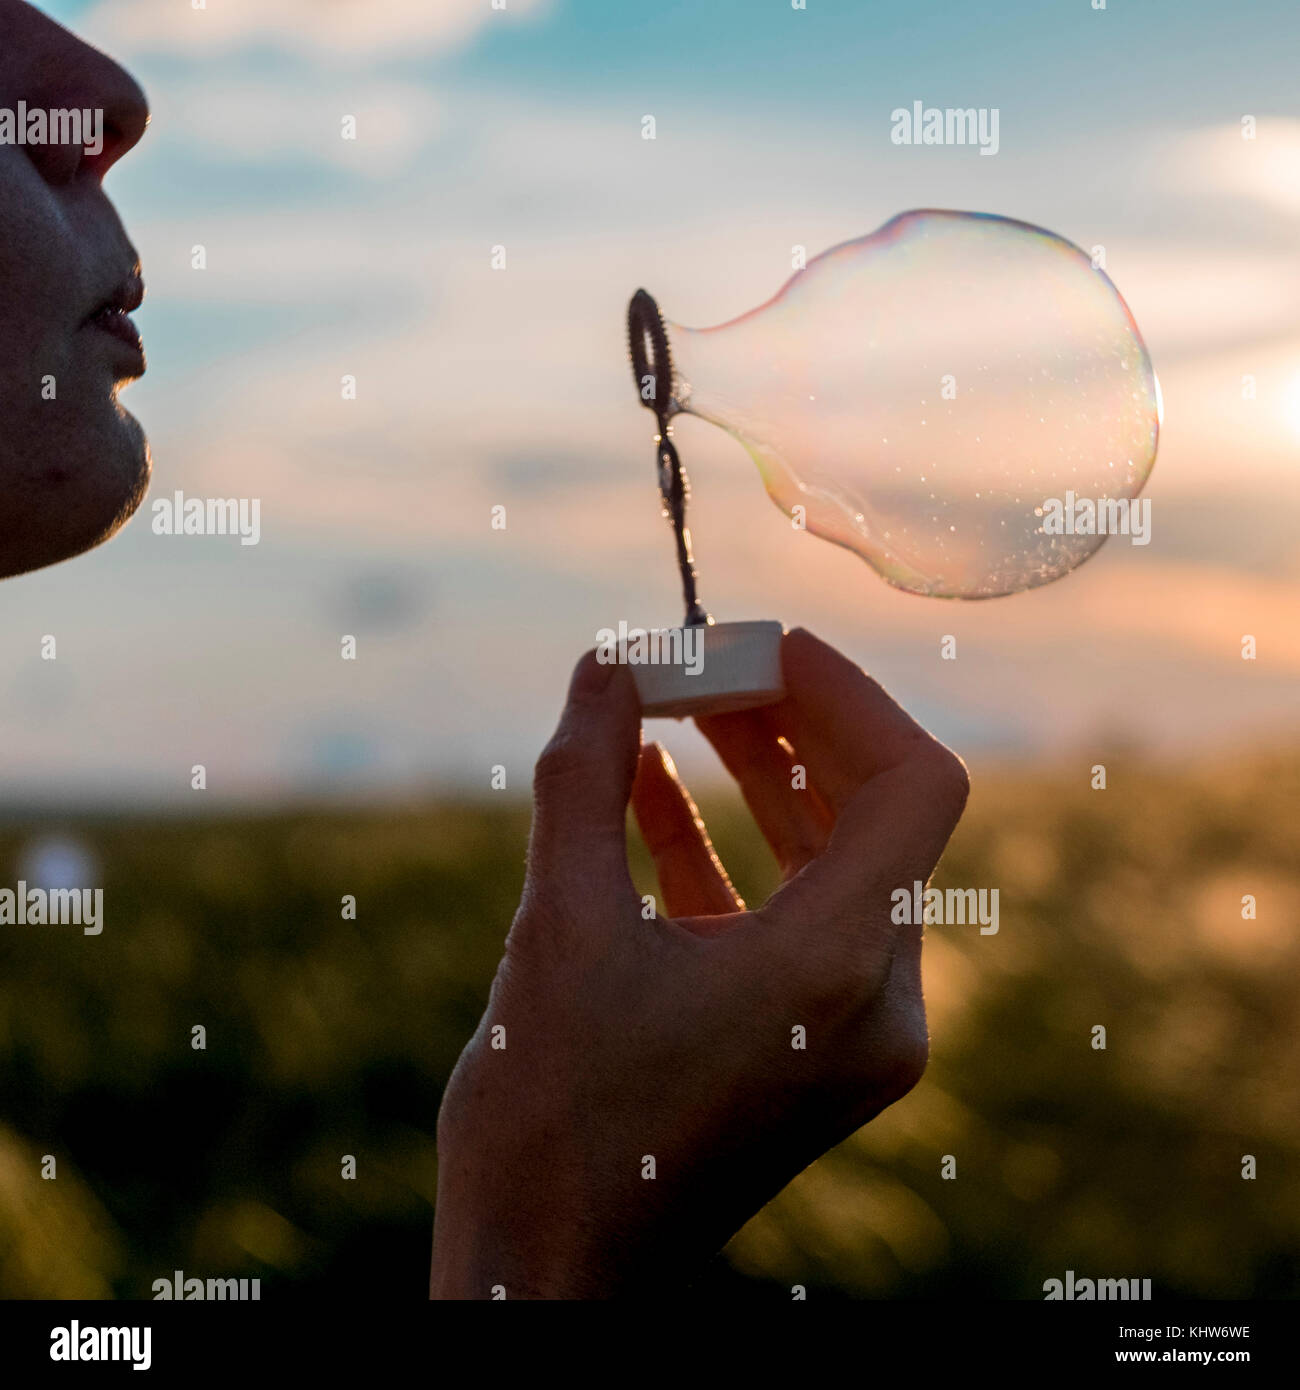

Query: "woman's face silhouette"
<box><xmin>0</xmin><ymin>0</ymin><xmax>150</xmax><ymax>578</ymax></box>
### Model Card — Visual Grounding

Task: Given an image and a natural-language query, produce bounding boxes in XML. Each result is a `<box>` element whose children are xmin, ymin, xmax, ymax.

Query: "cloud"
<box><xmin>78</xmin><ymin>0</ymin><xmax>550</xmax><ymax>62</ymax></box>
<box><xmin>148</xmin><ymin>77</ymin><xmax>442</xmax><ymax>176</ymax></box>
<box><xmin>1162</xmin><ymin>119</ymin><xmax>1300</xmax><ymax>217</ymax></box>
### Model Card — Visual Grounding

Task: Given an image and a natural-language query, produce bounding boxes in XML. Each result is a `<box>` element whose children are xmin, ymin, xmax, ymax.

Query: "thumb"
<box><xmin>525</xmin><ymin>649</ymin><xmax>642</xmax><ymax>902</ymax></box>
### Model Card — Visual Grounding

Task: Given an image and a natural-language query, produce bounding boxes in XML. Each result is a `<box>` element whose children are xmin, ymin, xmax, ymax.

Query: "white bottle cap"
<box><xmin>629</xmin><ymin>620</ymin><xmax>786</xmax><ymax>719</ymax></box>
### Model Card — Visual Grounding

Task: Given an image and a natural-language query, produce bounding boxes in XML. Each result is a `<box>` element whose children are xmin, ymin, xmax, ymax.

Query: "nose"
<box><xmin>81</xmin><ymin>57</ymin><xmax>150</xmax><ymax>181</ymax></box>
<box><xmin>9</xmin><ymin>5</ymin><xmax>149</xmax><ymax>185</ymax></box>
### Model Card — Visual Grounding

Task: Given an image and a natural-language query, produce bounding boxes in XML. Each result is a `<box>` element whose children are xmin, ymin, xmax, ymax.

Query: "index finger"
<box><xmin>760</xmin><ymin>628</ymin><xmax>970</xmax><ymax>926</ymax></box>
<box><xmin>765</xmin><ymin>627</ymin><xmax>944</xmax><ymax>812</ymax></box>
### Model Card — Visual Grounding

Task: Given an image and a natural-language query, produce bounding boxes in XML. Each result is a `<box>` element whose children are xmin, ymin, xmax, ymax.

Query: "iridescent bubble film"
<box><xmin>663</xmin><ymin>210</ymin><xmax>1160</xmax><ymax>598</ymax></box>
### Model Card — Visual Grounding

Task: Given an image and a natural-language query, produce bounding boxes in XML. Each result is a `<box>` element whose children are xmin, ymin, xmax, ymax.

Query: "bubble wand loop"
<box><xmin>628</xmin><ymin>288</ymin><xmax>710</xmax><ymax>628</ymax></box>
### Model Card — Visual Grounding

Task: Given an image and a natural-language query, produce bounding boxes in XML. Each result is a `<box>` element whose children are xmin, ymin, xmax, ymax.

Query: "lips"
<box><xmin>85</xmin><ymin>272</ymin><xmax>145</xmax><ymax>364</ymax></box>
<box><xmin>87</xmin><ymin>303</ymin><xmax>144</xmax><ymax>353</ymax></box>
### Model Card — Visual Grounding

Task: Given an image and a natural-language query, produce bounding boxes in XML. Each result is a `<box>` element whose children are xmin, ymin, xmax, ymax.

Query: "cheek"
<box><xmin>0</xmin><ymin>348</ymin><xmax>85</xmax><ymax>503</ymax></box>
<box><xmin>0</xmin><ymin>157</ymin><xmax>76</xmax><ymax>378</ymax></box>
<box><xmin>0</xmin><ymin>164</ymin><xmax>127</xmax><ymax>460</ymax></box>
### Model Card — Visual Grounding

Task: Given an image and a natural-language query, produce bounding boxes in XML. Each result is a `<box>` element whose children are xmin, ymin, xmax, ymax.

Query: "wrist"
<box><xmin>430</xmin><ymin>1202</ymin><xmax>615</xmax><ymax>1300</ymax></box>
<box><xmin>430</xmin><ymin>1138</ymin><xmax>622</xmax><ymax>1299</ymax></box>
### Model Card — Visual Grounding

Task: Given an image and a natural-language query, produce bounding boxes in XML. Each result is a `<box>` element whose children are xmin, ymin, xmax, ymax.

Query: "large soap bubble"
<box><xmin>631</xmin><ymin>210</ymin><xmax>1160</xmax><ymax>599</ymax></box>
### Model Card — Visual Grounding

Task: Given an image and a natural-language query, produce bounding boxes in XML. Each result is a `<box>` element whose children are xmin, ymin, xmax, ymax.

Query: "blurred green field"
<box><xmin>0</xmin><ymin>750</ymin><xmax>1297</xmax><ymax>1299</ymax></box>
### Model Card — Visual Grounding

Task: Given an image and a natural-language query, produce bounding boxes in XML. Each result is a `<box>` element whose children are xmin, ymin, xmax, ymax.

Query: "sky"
<box><xmin>3</xmin><ymin>0</ymin><xmax>1299</xmax><ymax>805</ymax></box>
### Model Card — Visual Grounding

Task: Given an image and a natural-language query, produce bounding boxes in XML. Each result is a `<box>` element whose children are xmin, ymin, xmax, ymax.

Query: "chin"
<box><xmin>0</xmin><ymin>410</ymin><xmax>152</xmax><ymax>578</ymax></box>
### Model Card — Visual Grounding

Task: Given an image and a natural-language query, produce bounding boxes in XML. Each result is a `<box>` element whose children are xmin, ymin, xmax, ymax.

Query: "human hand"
<box><xmin>429</xmin><ymin>628</ymin><xmax>969</xmax><ymax>1298</ymax></box>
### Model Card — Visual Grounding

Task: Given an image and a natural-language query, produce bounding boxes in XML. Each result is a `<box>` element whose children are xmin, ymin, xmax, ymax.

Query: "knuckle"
<box><xmin>922</xmin><ymin>741</ymin><xmax>971</xmax><ymax>811</ymax></box>
<box><xmin>507</xmin><ymin>891</ymin><xmax>587</xmax><ymax>971</ymax></box>
<box><xmin>843</xmin><ymin>1015</ymin><xmax>930</xmax><ymax>1123</ymax></box>
<box><xmin>778</xmin><ymin>836</ymin><xmax>826</xmax><ymax>881</ymax></box>
<box><xmin>532</xmin><ymin>730</ymin><xmax>583</xmax><ymax>793</ymax></box>
<box><xmin>888</xmin><ymin>1022</ymin><xmax>930</xmax><ymax>1093</ymax></box>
